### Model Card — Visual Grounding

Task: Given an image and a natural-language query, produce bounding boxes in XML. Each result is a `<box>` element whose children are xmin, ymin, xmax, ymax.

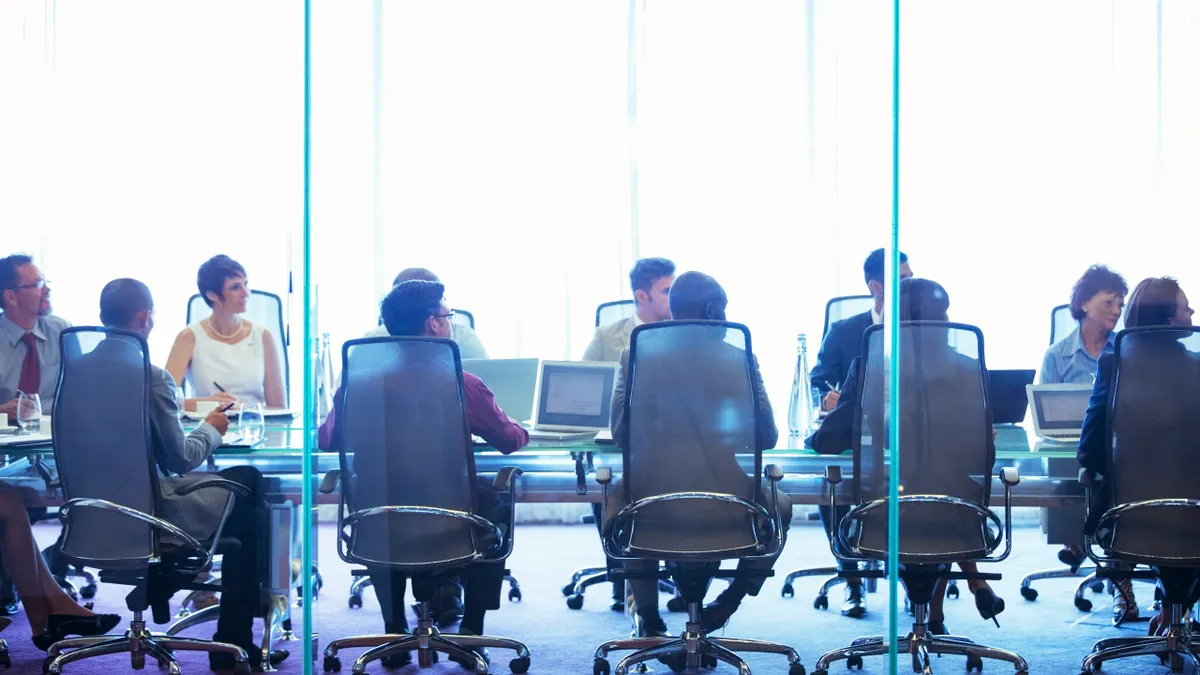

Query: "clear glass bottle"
<box><xmin>787</xmin><ymin>333</ymin><xmax>815</xmax><ymax>435</ymax></box>
<box><xmin>317</xmin><ymin>333</ymin><xmax>334</xmax><ymax>422</ymax></box>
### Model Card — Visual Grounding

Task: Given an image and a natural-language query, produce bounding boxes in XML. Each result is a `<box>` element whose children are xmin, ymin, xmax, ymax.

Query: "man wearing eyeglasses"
<box><xmin>0</xmin><ymin>254</ymin><xmax>71</xmax><ymax>418</ymax></box>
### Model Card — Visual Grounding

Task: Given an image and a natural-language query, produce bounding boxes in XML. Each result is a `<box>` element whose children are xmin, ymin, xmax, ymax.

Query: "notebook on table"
<box><xmin>1026</xmin><ymin>383</ymin><xmax>1092</xmax><ymax>443</ymax></box>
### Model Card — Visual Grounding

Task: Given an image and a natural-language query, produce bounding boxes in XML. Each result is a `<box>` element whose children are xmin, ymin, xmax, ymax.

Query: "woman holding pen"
<box><xmin>166</xmin><ymin>255</ymin><xmax>286</xmax><ymax>411</ymax></box>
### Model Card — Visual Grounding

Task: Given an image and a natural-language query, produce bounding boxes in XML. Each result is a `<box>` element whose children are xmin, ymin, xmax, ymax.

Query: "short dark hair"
<box><xmin>630</xmin><ymin>257</ymin><xmax>676</xmax><ymax>298</ymax></box>
<box><xmin>0</xmin><ymin>254</ymin><xmax>34</xmax><ymax>310</ymax></box>
<box><xmin>1069</xmin><ymin>265</ymin><xmax>1128</xmax><ymax>321</ymax></box>
<box><xmin>863</xmin><ymin>248</ymin><xmax>909</xmax><ymax>286</ymax></box>
<box><xmin>100</xmin><ymin>278</ymin><xmax>154</xmax><ymax>328</ymax></box>
<box><xmin>668</xmin><ymin>271</ymin><xmax>726</xmax><ymax>320</ymax></box>
<box><xmin>380</xmin><ymin>280</ymin><xmax>445</xmax><ymax>337</ymax></box>
<box><xmin>898</xmin><ymin>277</ymin><xmax>949</xmax><ymax>322</ymax></box>
<box><xmin>1125</xmin><ymin>277</ymin><xmax>1182</xmax><ymax>328</ymax></box>
<box><xmin>392</xmin><ymin>268</ymin><xmax>440</xmax><ymax>286</ymax></box>
<box><xmin>197</xmin><ymin>255</ymin><xmax>248</xmax><ymax>308</ymax></box>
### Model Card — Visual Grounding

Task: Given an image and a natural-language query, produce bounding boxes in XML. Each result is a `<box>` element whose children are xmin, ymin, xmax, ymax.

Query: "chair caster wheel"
<box><xmin>665</xmin><ymin>654</ymin><xmax>688</xmax><ymax>672</ymax></box>
<box><xmin>1090</xmin><ymin>581</ymin><xmax>1104</xmax><ymax>594</ymax></box>
<box><xmin>666</xmin><ymin>596</ymin><xmax>687</xmax><ymax>613</ymax></box>
<box><xmin>80</xmin><ymin>583</ymin><xmax>97</xmax><ymax>599</ymax></box>
<box><xmin>788</xmin><ymin>663</ymin><xmax>806</xmax><ymax>675</ymax></box>
<box><xmin>348</xmin><ymin>594</ymin><xmax>362</xmax><ymax>609</ymax></box>
<box><xmin>0</xmin><ymin>653</ymin><xmax>9</xmax><ymax>669</ymax></box>
<box><xmin>813</xmin><ymin>595</ymin><xmax>829</xmax><ymax>610</ymax></box>
<box><xmin>947</xmin><ymin>584</ymin><xmax>959</xmax><ymax>599</ymax></box>
<box><xmin>657</xmin><ymin>580</ymin><xmax>675</xmax><ymax>594</ymax></box>
<box><xmin>1075</xmin><ymin>598</ymin><xmax>1093</xmax><ymax>612</ymax></box>
<box><xmin>43</xmin><ymin>655</ymin><xmax>57</xmax><ymax>674</ymax></box>
<box><xmin>562</xmin><ymin>583</ymin><xmax>576</xmax><ymax>597</ymax></box>
<box><xmin>847</xmin><ymin>655</ymin><xmax>863</xmax><ymax>670</ymax></box>
<box><xmin>966</xmin><ymin>654</ymin><xmax>983</xmax><ymax>672</ymax></box>
<box><xmin>566</xmin><ymin>594</ymin><xmax>584</xmax><ymax>610</ymax></box>
<box><xmin>593</xmin><ymin>658</ymin><xmax>611</xmax><ymax>675</ymax></box>
<box><xmin>510</xmin><ymin>656</ymin><xmax>531</xmax><ymax>673</ymax></box>
<box><xmin>813</xmin><ymin>670</ymin><xmax>829</xmax><ymax>675</ymax></box>
<box><xmin>508</xmin><ymin>588</ymin><xmax>522</xmax><ymax>602</ymax></box>
<box><xmin>232</xmin><ymin>663</ymin><xmax>252</xmax><ymax>675</ymax></box>
<box><xmin>1019</xmin><ymin>586</ymin><xmax>1037</xmax><ymax>601</ymax></box>
<box><xmin>781</xmin><ymin>582</ymin><xmax>795</xmax><ymax>598</ymax></box>
<box><xmin>323</xmin><ymin>655</ymin><xmax>341</xmax><ymax>672</ymax></box>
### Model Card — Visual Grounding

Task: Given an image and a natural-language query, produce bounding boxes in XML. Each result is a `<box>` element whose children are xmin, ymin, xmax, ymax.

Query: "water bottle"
<box><xmin>787</xmin><ymin>333</ymin><xmax>815</xmax><ymax>435</ymax></box>
<box><xmin>317</xmin><ymin>333</ymin><xmax>334</xmax><ymax>421</ymax></box>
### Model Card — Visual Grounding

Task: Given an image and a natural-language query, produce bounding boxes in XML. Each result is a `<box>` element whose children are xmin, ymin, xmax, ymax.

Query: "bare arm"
<box><xmin>262</xmin><ymin>329</ymin><xmax>286</xmax><ymax>408</ymax></box>
<box><xmin>165</xmin><ymin>329</ymin><xmax>195</xmax><ymax>389</ymax></box>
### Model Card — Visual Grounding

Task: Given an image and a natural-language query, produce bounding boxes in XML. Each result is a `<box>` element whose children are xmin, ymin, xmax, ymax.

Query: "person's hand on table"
<box><xmin>0</xmin><ymin>399</ymin><xmax>17</xmax><ymax>416</ymax></box>
<box><xmin>822</xmin><ymin>391</ymin><xmax>840</xmax><ymax>411</ymax></box>
<box><xmin>204</xmin><ymin>409</ymin><xmax>231</xmax><ymax>436</ymax></box>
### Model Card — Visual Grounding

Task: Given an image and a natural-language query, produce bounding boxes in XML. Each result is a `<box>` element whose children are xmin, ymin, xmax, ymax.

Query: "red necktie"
<box><xmin>18</xmin><ymin>333</ymin><xmax>39</xmax><ymax>397</ymax></box>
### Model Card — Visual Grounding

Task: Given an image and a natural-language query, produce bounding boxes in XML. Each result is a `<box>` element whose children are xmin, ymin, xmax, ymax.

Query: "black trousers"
<box><xmin>209</xmin><ymin>466</ymin><xmax>268</xmax><ymax>652</ymax></box>
<box><xmin>368</xmin><ymin>478</ymin><xmax>511</xmax><ymax>633</ymax></box>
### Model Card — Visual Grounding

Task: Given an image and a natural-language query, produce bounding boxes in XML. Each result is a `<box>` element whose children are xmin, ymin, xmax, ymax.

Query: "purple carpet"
<box><xmin>5</xmin><ymin>522</ymin><xmax>1166</xmax><ymax>674</ymax></box>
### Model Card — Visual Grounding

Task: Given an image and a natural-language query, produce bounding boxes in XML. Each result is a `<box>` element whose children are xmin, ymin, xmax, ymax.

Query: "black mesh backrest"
<box><xmin>624</xmin><ymin>321</ymin><xmax>763</xmax><ymax>554</ymax></box>
<box><xmin>855</xmin><ymin>322</ymin><xmax>993</xmax><ymax>555</ymax></box>
<box><xmin>53</xmin><ymin>327</ymin><xmax>160</xmax><ymax>566</ymax></box>
<box><xmin>824</xmin><ymin>295</ymin><xmax>875</xmax><ymax>338</ymax></box>
<box><xmin>596</xmin><ymin>300</ymin><xmax>636</xmax><ymax>327</ymax></box>
<box><xmin>452</xmin><ymin>309</ymin><xmax>475</xmax><ymax>330</ymax></box>
<box><xmin>336</xmin><ymin>337</ymin><xmax>479</xmax><ymax>566</ymax></box>
<box><xmin>1106</xmin><ymin>327</ymin><xmax>1200</xmax><ymax>557</ymax></box>
<box><xmin>187</xmin><ymin>290</ymin><xmax>289</xmax><ymax>396</ymax></box>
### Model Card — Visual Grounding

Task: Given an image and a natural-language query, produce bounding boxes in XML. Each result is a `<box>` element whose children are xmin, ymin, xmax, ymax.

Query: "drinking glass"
<box><xmin>239</xmin><ymin>402</ymin><xmax>265</xmax><ymax>444</ymax></box>
<box><xmin>16</xmin><ymin>392</ymin><xmax>41</xmax><ymax>434</ymax></box>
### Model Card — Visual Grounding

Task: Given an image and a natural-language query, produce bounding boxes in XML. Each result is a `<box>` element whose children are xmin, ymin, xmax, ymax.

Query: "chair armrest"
<box><xmin>764</xmin><ymin>464</ymin><xmax>784</xmax><ymax>482</ymax></box>
<box><xmin>1078</xmin><ymin>468</ymin><xmax>1096</xmax><ymax>487</ymax></box>
<box><xmin>59</xmin><ymin>498</ymin><xmax>206</xmax><ymax>553</ymax></box>
<box><xmin>174</xmin><ymin>478</ymin><xmax>250</xmax><ymax>498</ymax></box>
<box><xmin>825</xmin><ymin>465</ymin><xmax>842</xmax><ymax>486</ymax></box>
<box><xmin>492</xmin><ymin>466</ymin><xmax>524</xmax><ymax>491</ymax></box>
<box><xmin>320</xmin><ymin>469</ymin><xmax>341</xmax><ymax>494</ymax></box>
<box><xmin>338</xmin><ymin>505</ymin><xmax>504</xmax><ymax>569</ymax></box>
<box><xmin>999</xmin><ymin>467</ymin><xmax>1020</xmax><ymax>487</ymax></box>
<box><xmin>596</xmin><ymin>467</ymin><xmax>613</xmax><ymax>485</ymax></box>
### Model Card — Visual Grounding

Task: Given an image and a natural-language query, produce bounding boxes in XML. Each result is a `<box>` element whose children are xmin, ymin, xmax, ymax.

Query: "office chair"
<box><xmin>595</xmin><ymin>300</ymin><xmax>636</xmax><ymax>327</ymax></box>
<box><xmin>592</xmin><ymin>321</ymin><xmax>805</xmax><ymax>675</ymax></box>
<box><xmin>1050</xmin><ymin>304</ymin><xmax>1074</xmax><ymax>346</ymax></box>
<box><xmin>781</xmin><ymin>293</ymin><xmax>891</xmax><ymax>610</ymax></box>
<box><xmin>1077</xmin><ymin>326</ymin><xmax>1200</xmax><ymax>674</ymax></box>
<box><xmin>812</xmin><ymin>322</ymin><xmax>1028</xmax><ymax>675</ymax></box>
<box><xmin>452</xmin><ymin>309</ymin><xmax>475</xmax><ymax>330</ymax></box>
<box><xmin>320</xmin><ymin>336</ymin><xmax>531</xmax><ymax>674</ymax></box>
<box><xmin>43</xmin><ymin>327</ymin><xmax>254</xmax><ymax>674</ymax></box>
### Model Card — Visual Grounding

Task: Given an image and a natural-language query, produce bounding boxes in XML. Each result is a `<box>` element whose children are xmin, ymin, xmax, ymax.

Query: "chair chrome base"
<box><xmin>813</xmin><ymin>606</ymin><xmax>1027</xmax><ymax>675</ymax></box>
<box><xmin>163</xmin><ymin>588</ymin><xmax>293</xmax><ymax>671</ymax></box>
<box><xmin>323</xmin><ymin>610</ymin><xmax>530</xmax><ymax>674</ymax></box>
<box><xmin>1081</xmin><ymin>605</ymin><xmax>1200</xmax><ymax>673</ymax></box>
<box><xmin>351</xmin><ymin>572</ymin><xmax>522</xmax><ymax>608</ymax></box>
<box><xmin>45</xmin><ymin>615</ymin><xmax>249</xmax><ymax>675</ymax></box>
<box><xmin>595</xmin><ymin>612</ymin><xmax>803</xmax><ymax>675</ymax></box>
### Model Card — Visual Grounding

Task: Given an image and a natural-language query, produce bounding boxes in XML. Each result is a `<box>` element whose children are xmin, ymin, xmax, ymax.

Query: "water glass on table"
<box><xmin>15</xmin><ymin>392</ymin><xmax>41</xmax><ymax>434</ymax></box>
<box><xmin>238</xmin><ymin>402</ymin><xmax>265</xmax><ymax>444</ymax></box>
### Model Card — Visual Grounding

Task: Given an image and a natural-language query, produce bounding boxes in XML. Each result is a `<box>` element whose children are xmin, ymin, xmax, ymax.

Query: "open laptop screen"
<box><xmin>1029</xmin><ymin>385</ymin><xmax>1092</xmax><ymax>434</ymax></box>
<box><xmin>534</xmin><ymin>361</ymin><xmax>617</xmax><ymax>430</ymax></box>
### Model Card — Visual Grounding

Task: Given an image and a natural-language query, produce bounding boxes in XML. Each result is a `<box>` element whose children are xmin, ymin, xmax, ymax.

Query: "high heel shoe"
<box><xmin>32</xmin><ymin>613</ymin><xmax>122</xmax><ymax>651</ymax></box>
<box><xmin>973</xmin><ymin>587</ymin><xmax>1006</xmax><ymax>626</ymax></box>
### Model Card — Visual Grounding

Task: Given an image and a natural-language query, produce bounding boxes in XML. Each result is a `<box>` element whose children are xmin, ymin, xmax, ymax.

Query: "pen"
<box><xmin>213</xmin><ymin>382</ymin><xmax>227</xmax><ymax>393</ymax></box>
<box><xmin>217</xmin><ymin>402</ymin><xmax>237</xmax><ymax>413</ymax></box>
<box><xmin>824</xmin><ymin>380</ymin><xmax>841</xmax><ymax>393</ymax></box>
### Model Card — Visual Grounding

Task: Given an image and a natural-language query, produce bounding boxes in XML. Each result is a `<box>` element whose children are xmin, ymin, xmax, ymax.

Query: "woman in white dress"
<box><xmin>166</xmin><ymin>255</ymin><xmax>286</xmax><ymax>411</ymax></box>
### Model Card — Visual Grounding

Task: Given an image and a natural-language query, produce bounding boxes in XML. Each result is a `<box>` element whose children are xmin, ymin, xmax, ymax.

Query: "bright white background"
<box><xmin>3</xmin><ymin>1</ymin><xmax>1199</xmax><ymax>411</ymax></box>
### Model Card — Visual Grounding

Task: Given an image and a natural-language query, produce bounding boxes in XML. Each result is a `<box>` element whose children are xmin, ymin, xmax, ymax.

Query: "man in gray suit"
<box><xmin>97</xmin><ymin>278</ymin><xmax>287</xmax><ymax>672</ymax></box>
<box><xmin>582</xmin><ymin>257</ymin><xmax>675</xmax><ymax>362</ymax></box>
<box><xmin>608</xmin><ymin>271</ymin><xmax>792</xmax><ymax>637</ymax></box>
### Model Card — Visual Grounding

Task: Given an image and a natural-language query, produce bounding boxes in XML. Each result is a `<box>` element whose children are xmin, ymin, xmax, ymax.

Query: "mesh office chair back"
<box><xmin>596</xmin><ymin>300</ymin><xmax>636</xmax><ymax>328</ymax></box>
<box><xmin>623</xmin><ymin>321</ymin><xmax>765</xmax><ymax>556</ymax></box>
<box><xmin>1105</xmin><ymin>327</ymin><xmax>1200</xmax><ymax>559</ymax></box>
<box><xmin>335</xmin><ymin>337</ymin><xmax>480</xmax><ymax>568</ymax></box>
<box><xmin>187</xmin><ymin>289</ymin><xmax>289</xmax><ymax>397</ymax></box>
<box><xmin>452</xmin><ymin>310</ymin><xmax>475</xmax><ymax>330</ymax></box>
<box><xmin>854</xmin><ymin>322</ymin><xmax>994</xmax><ymax>557</ymax></box>
<box><xmin>824</xmin><ymin>295</ymin><xmax>875</xmax><ymax>337</ymax></box>
<box><xmin>53</xmin><ymin>327</ymin><xmax>160</xmax><ymax>567</ymax></box>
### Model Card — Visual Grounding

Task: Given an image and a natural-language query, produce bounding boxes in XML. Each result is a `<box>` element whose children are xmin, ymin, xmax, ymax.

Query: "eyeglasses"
<box><xmin>9</xmin><ymin>279</ymin><xmax>48</xmax><ymax>291</ymax></box>
<box><xmin>433</xmin><ymin>310</ymin><xmax>456</xmax><ymax>320</ymax></box>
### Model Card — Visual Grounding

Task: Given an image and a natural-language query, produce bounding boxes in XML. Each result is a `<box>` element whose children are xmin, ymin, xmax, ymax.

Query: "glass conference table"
<box><xmin>0</xmin><ymin>423</ymin><xmax>1086</xmax><ymax>509</ymax></box>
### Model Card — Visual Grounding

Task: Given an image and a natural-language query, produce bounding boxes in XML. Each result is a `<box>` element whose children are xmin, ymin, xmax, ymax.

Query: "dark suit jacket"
<box><xmin>810</xmin><ymin>311</ymin><xmax>874</xmax><ymax>395</ymax></box>
<box><xmin>806</xmin><ymin>356</ymin><xmax>861</xmax><ymax>455</ymax></box>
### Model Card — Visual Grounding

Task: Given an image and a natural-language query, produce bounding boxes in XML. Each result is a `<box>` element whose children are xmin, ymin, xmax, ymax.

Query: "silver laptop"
<box><xmin>528</xmin><ymin>360</ymin><xmax>619</xmax><ymax>441</ymax></box>
<box><xmin>1026</xmin><ymin>383</ymin><xmax>1092</xmax><ymax>443</ymax></box>
<box><xmin>463</xmin><ymin>358</ymin><xmax>540</xmax><ymax>423</ymax></box>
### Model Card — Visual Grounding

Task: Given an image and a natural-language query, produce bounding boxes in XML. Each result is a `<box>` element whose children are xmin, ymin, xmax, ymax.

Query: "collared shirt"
<box><xmin>318</xmin><ymin>370</ymin><xmax>529</xmax><ymax>455</ymax></box>
<box><xmin>0</xmin><ymin>312</ymin><xmax>72</xmax><ymax>414</ymax></box>
<box><xmin>871</xmin><ymin>308</ymin><xmax>882</xmax><ymax>325</ymax></box>
<box><xmin>1040</xmin><ymin>324</ymin><xmax>1113</xmax><ymax>385</ymax></box>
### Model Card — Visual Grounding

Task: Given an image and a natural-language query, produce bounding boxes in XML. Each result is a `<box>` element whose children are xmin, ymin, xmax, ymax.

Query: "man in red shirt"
<box><xmin>318</xmin><ymin>280</ymin><xmax>528</xmax><ymax>668</ymax></box>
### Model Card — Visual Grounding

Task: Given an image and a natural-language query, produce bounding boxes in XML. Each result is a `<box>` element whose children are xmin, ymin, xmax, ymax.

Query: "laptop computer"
<box><xmin>527</xmin><ymin>360</ymin><xmax>618</xmax><ymax>441</ymax></box>
<box><xmin>989</xmin><ymin>369</ymin><xmax>1035</xmax><ymax>424</ymax></box>
<box><xmin>1026</xmin><ymin>383</ymin><xmax>1092</xmax><ymax>443</ymax></box>
<box><xmin>463</xmin><ymin>358</ymin><xmax>540</xmax><ymax>423</ymax></box>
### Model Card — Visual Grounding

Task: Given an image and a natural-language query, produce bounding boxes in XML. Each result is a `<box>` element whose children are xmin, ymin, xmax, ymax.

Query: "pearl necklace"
<box><xmin>207</xmin><ymin>318</ymin><xmax>245</xmax><ymax>340</ymax></box>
